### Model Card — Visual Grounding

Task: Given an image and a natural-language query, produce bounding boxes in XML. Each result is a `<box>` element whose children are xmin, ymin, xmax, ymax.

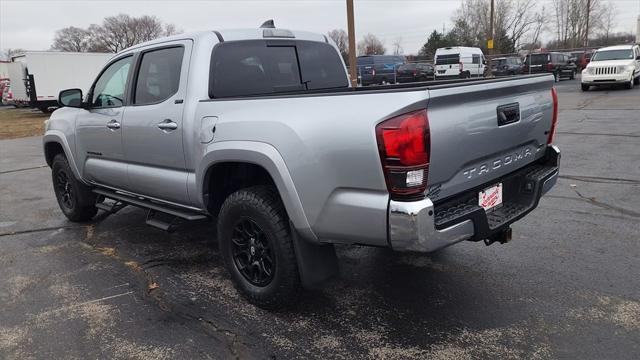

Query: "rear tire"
<box><xmin>218</xmin><ymin>186</ymin><xmax>300</xmax><ymax>309</ymax></box>
<box><xmin>51</xmin><ymin>154</ymin><xmax>97</xmax><ymax>222</ymax></box>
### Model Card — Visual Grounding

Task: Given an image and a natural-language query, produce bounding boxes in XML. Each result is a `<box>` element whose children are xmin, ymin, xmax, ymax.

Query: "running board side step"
<box><xmin>93</xmin><ymin>188</ymin><xmax>208</xmax><ymax>223</ymax></box>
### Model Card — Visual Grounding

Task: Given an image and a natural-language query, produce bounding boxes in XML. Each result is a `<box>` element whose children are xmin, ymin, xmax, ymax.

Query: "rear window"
<box><xmin>435</xmin><ymin>54</ymin><xmax>460</xmax><ymax>65</ymax></box>
<box><xmin>526</xmin><ymin>54</ymin><xmax>550</xmax><ymax>65</ymax></box>
<box><xmin>210</xmin><ymin>40</ymin><xmax>348</xmax><ymax>98</ymax></box>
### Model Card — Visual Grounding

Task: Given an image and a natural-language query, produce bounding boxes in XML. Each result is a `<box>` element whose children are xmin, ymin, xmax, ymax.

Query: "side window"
<box><xmin>134</xmin><ymin>47</ymin><xmax>184</xmax><ymax>105</ymax></box>
<box><xmin>472</xmin><ymin>54</ymin><xmax>480</xmax><ymax>64</ymax></box>
<box><xmin>92</xmin><ymin>56</ymin><xmax>133</xmax><ymax>108</ymax></box>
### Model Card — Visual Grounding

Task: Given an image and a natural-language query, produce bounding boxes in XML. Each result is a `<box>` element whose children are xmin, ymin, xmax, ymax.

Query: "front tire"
<box><xmin>626</xmin><ymin>77</ymin><xmax>634</xmax><ymax>89</ymax></box>
<box><xmin>581</xmin><ymin>83</ymin><xmax>590</xmax><ymax>91</ymax></box>
<box><xmin>218</xmin><ymin>186</ymin><xmax>300</xmax><ymax>309</ymax></box>
<box><xmin>51</xmin><ymin>154</ymin><xmax>97</xmax><ymax>222</ymax></box>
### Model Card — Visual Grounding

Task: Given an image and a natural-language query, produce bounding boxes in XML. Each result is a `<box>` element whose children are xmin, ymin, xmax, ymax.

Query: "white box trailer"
<box><xmin>9</xmin><ymin>51</ymin><xmax>112</xmax><ymax>112</ymax></box>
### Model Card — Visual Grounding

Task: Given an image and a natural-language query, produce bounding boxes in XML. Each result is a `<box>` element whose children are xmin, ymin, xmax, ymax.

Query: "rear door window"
<box><xmin>210</xmin><ymin>40</ymin><xmax>348</xmax><ymax>98</ymax></box>
<box><xmin>134</xmin><ymin>46</ymin><xmax>184</xmax><ymax>105</ymax></box>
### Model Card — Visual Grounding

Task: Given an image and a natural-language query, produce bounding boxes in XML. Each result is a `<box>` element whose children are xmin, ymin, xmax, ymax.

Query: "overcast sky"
<box><xmin>1</xmin><ymin>0</ymin><xmax>639</xmax><ymax>55</ymax></box>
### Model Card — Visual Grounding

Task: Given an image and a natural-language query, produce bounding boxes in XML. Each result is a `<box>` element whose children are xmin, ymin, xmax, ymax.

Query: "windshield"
<box><xmin>591</xmin><ymin>50</ymin><xmax>634</xmax><ymax>61</ymax></box>
<box><xmin>492</xmin><ymin>59</ymin><xmax>507</xmax><ymax>67</ymax></box>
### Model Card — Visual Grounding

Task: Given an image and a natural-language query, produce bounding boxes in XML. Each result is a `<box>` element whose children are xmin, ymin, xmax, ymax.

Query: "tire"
<box><xmin>51</xmin><ymin>154</ymin><xmax>98</xmax><ymax>222</ymax></box>
<box><xmin>218</xmin><ymin>185</ymin><xmax>300</xmax><ymax>309</ymax></box>
<box><xmin>626</xmin><ymin>77</ymin><xmax>634</xmax><ymax>90</ymax></box>
<box><xmin>634</xmin><ymin>75</ymin><xmax>640</xmax><ymax>85</ymax></box>
<box><xmin>581</xmin><ymin>84</ymin><xmax>590</xmax><ymax>91</ymax></box>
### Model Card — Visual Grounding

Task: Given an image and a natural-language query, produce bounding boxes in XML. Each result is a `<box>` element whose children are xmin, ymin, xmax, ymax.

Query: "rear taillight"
<box><xmin>548</xmin><ymin>87</ymin><xmax>558</xmax><ymax>144</ymax></box>
<box><xmin>412</xmin><ymin>71</ymin><xmax>417</xmax><ymax>76</ymax></box>
<box><xmin>376</xmin><ymin>109</ymin><xmax>430</xmax><ymax>198</ymax></box>
<box><xmin>546</xmin><ymin>63</ymin><xmax>554</xmax><ymax>71</ymax></box>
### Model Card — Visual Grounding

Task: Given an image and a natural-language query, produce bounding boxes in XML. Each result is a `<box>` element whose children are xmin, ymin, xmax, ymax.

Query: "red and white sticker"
<box><xmin>479</xmin><ymin>183</ymin><xmax>503</xmax><ymax>211</ymax></box>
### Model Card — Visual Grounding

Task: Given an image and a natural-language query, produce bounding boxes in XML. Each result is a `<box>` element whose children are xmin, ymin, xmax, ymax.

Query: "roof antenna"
<box><xmin>260</xmin><ymin>19</ymin><xmax>275</xmax><ymax>29</ymax></box>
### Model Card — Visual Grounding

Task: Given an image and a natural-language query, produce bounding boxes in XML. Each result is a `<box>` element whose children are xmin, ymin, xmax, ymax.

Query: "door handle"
<box><xmin>106</xmin><ymin>119</ymin><xmax>121</xmax><ymax>130</ymax></box>
<box><xmin>157</xmin><ymin>119</ymin><xmax>178</xmax><ymax>131</ymax></box>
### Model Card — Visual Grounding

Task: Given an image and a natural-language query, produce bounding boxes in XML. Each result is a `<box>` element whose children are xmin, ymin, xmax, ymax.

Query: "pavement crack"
<box><xmin>556</xmin><ymin>131</ymin><xmax>640</xmax><ymax>138</ymax></box>
<box><xmin>0</xmin><ymin>225</ymin><xmax>86</xmax><ymax>237</ymax></box>
<box><xmin>570</xmin><ymin>189</ymin><xmax>640</xmax><ymax>218</ymax></box>
<box><xmin>559</xmin><ymin>174</ymin><xmax>640</xmax><ymax>185</ymax></box>
<box><xmin>0</xmin><ymin>165</ymin><xmax>48</xmax><ymax>175</ymax></box>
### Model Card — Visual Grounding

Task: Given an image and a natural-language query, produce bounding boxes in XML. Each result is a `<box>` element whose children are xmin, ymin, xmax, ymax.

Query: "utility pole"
<box><xmin>346</xmin><ymin>0</ymin><xmax>357</xmax><ymax>87</ymax></box>
<box><xmin>487</xmin><ymin>0</ymin><xmax>495</xmax><ymax>77</ymax></box>
<box><xmin>584</xmin><ymin>0</ymin><xmax>591</xmax><ymax>48</ymax></box>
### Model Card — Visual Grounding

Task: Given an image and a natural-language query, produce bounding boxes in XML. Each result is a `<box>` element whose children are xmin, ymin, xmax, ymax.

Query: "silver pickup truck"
<box><xmin>44</xmin><ymin>26</ymin><xmax>560</xmax><ymax>308</ymax></box>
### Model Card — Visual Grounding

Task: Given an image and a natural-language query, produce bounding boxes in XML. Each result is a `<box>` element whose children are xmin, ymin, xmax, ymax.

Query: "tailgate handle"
<box><xmin>497</xmin><ymin>103</ymin><xmax>520</xmax><ymax>126</ymax></box>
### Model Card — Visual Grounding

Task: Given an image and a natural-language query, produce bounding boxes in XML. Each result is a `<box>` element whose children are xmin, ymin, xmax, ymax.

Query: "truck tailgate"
<box><xmin>426</xmin><ymin>75</ymin><xmax>555</xmax><ymax>202</ymax></box>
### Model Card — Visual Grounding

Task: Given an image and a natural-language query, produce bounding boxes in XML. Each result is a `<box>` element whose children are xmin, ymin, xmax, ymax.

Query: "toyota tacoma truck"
<box><xmin>43</xmin><ymin>25</ymin><xmax>560</xmax><ymax>308</ymax></box>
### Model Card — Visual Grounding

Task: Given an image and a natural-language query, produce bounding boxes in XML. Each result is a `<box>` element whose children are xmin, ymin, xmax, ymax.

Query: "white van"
<box><xmin>434</xmin><ymin>47</ymin><xmax>486</xmax><ymax>79</ymax></box>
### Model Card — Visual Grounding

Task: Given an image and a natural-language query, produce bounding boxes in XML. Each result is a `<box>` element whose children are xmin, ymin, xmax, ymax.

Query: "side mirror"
<box><xmin>58</xmin><ymin>88</ymin><xmax>83</xmax><ymax>108</ymax></box>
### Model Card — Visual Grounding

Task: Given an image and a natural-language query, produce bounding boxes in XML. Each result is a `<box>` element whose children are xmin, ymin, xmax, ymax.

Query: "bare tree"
<box><xmin>2</xmin><ymin>48</ymin><xmax>26</xmax><ymax>61</ymax></box>
<box><xmin>51</xmin><ymin>14</ymin><xmax>180</xmax><ymax>53</ymax></box>
<box><xmin>327</xmin><ymin>29</ymin><xmax>349</xmax><ymax>63</ymax></box>
<box><xmin>392</xmin><ymin>36</ymin><xmax>403</xmax><ymax>55</ymax></box>
<box><xmin>52</xmin><ymin>26</ymin><xmax>92</xmax><ymax>52</ymax></box>
<box><xmin>598</xmin><ymin>4</ymin><xmax>616</xmax><ymax>40</ymax></box>
<box><xmin>357</xmin><ymin>33</ymin><xmax>386</xmax><ymax>56</ymax></box>
<box><xmin>552</xmin><ymin>0</ymin><xmax>608</xmax><ymax>48</ymax></box>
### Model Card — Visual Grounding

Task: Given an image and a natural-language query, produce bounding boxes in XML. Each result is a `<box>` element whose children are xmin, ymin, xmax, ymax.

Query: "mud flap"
<box><xmin>290</xmin><ymin>222</ymin><xmax>339</xmax><ymax>289</ymax></box>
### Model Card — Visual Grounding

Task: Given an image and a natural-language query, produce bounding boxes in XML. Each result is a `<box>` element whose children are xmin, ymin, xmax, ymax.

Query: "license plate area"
<box><xmin>479</xmin><ymin>183</ymin><xmax>503</xmax><ymax>212</ymax></box>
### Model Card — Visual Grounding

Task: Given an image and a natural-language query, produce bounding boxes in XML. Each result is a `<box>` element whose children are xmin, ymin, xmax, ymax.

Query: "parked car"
<box><xmin>45</xmin><ymin>26</ymin><xmax>560</xmax><ymax>309</ymax></box>
<box><xmin>357</xmin><ymin>55</ymin><xmax>406</xmax><ymax>86</ymax></box>
<box><xmin>395</xmin><ymin>63</ymin><xmax>434</xmax><ymax>82</ymax></box>
<box><xmin>491</xmin><ymin>56</ymin><xmax>524</xmax><ymax>76</ymax></box>
<box><xmin>581</xmin><ymin>44</ymin><xmax>640</xmax><ymax>91</ymax></box>
<box><xmin>523</xmin><ymin>52</ymin><xmax>577</xmax><ymax>81</ymax></box>
<box><xmin>7</xmin><ymin>51</ymin><xmax>112</xmax><ymax>112</ymax></box>
<box><xmin>434</xmin><ymin>47</ymin><xmax>486</xmax><ymax>79</ymax></box>
<box><xmin>570</xmin><ymin>50</ymin><xmax>593</xmax><ymax>71</ymax></box>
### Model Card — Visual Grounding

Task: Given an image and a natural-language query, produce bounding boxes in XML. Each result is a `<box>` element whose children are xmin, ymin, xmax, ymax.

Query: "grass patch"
<box><xmin>0</xmin><ymin>107</ymin><xmax>49</xmax><ymax>140</ymax></box>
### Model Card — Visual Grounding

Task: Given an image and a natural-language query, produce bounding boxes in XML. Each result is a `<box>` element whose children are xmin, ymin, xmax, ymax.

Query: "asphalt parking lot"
<box><xmin>1</xmin><ymin>78</ymin><xmax>638</xmax><ymax>359</ymax></box>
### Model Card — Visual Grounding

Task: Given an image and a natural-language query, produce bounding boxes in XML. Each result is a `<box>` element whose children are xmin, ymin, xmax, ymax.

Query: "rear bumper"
<box><xmin>388</xmin><ymin>145</ymin><xmax>560</xmax><ymax>252</ymax></box>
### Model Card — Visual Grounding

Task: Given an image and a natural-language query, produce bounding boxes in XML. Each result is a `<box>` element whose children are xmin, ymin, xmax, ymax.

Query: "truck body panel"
<box><xmin>44</xmin><ymin>29</ymin><xmax>559</xmax><ymax>252</ymax></box>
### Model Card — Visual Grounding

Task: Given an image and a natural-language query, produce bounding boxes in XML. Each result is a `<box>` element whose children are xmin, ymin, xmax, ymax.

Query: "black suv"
<box><xmin>395</xmin><ymin>63</ymin><xmax>434</xmax><ymax>83</ymax></box>
<box><xmin>523</xmin><ymin>52</ymin><xmax>577</xmax><ymax>81</ymax></box>
<box><xmin>491</xmin><ymin>56</ymin><xmax>524</xmax><ymax>76</ymax></box>
<box><xmin>357</xmin><ymin>55</ymin><xmax>406</xmax><ymax>86</ymax></box>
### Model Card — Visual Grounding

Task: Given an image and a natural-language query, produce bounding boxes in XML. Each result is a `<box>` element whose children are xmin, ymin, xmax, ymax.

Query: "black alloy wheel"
<box><xmin>231</xmin><ymin>218</ymin><xmax>276</xmax><ymax>286</ymax></box>
<box><xmin>55</xmin><ymin>169</ymin><xmax>74</xmax><ymax>210</ymax></box>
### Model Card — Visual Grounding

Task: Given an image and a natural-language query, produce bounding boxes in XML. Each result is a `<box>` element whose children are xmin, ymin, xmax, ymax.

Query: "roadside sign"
<box><xmin>487</xmin><ymin>39</ymin><xmax>494</xmax><ymax>49</ymax></box>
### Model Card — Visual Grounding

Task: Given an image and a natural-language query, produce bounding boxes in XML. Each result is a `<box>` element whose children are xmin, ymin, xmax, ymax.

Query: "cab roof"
<box><xmin>120</xmin><ymin>28</ymin><xmax>327</xmax><ymax>54</ymax></box>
